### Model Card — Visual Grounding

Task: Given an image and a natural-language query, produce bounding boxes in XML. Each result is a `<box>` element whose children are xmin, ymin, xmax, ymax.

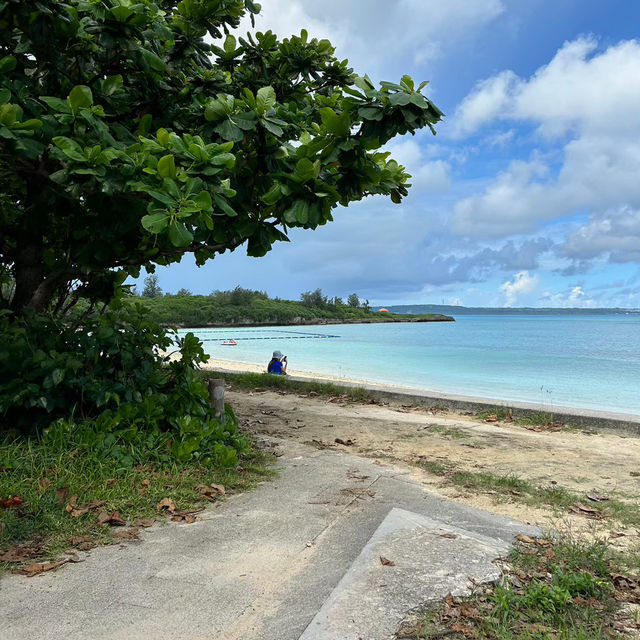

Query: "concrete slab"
<box><xmin>299</xmin><ymin>507</ymin><xmax>508</xmax><ymax>640</ymax></box>
<box><xmin>0</xmin><ymin>440</ymin><xmax>538</xmax><ymax>640</ymax></box>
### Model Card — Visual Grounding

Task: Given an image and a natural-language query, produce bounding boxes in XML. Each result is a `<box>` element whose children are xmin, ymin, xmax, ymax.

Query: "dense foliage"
<box><xmin>140</xmin><ymin>287</ymin><xmax>383</xmax><ymax>325</ymax></box>
<box><xmin>0</xmin><ymin>303</ymin><xmax>246</xmax><ymax>464</ymax></box>
<box><xmin>0</xmin><ymin>1</ymin><xmax>442</xmax><ymax>457</ymax></box>
<box><xmin>0</xmin><ymin>0</ymin><xmax>443</xmax><ymax>315</ymax></box>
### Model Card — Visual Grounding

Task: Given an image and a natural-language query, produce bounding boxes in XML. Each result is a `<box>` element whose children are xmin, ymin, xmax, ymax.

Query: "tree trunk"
<box><xmin>11</xmin><ymin>234</ymin><xmax>45</xmax><ymax>313</ymax></box>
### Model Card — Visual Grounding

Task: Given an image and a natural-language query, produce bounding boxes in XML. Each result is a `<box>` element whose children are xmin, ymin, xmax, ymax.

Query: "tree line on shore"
<box><xmin>137</xmin><ymin>277</ymin><xmax>375</xmax><ymax>325</ymax></box>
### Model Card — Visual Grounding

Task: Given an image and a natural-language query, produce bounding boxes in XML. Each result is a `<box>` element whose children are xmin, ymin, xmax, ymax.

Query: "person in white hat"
<box><xmin>267</xmin><ymin>350</ymin><xmax>288</xmax><ymax>375</ymax></box>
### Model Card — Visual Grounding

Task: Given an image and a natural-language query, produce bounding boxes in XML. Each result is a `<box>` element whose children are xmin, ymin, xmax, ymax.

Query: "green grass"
<box><xmin>204</xmin><ymin>370</ymin><xmax>374</xmax><ymax>403</ymax></box>
<box><xmin>475</xmin><ymin>408</ymin><xmax>572</xmax><ymax>429</ymax></box>
<box><xmin>410</xmin><ymin>461</ymin><xmax>640</xmax><ymax>527</ymax></box>
<box><xmin>423</xmin><ymin>424</ymin><xmax>469</xmax><ymax>440</ymax></box>
<box><xmin>0</xmin><ymin>435</ymin><xmax>275</xmax><ymax>575</ymax></box>
<box><xmin>404</xmin><ymin>536</ymin><xmax>639</xmax><ymax>639</ymax></box>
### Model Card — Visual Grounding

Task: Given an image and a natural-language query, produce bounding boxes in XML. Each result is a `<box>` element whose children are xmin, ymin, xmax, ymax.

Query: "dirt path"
<box><xmin>229</xmin><ymin>388</ymin><xmax>640</xmax><ymax>549</ymax></box>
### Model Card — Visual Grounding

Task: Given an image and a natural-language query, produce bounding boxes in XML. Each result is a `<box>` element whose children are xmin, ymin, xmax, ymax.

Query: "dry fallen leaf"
<box><xmin>0</xmin><ymin>496</ymin><xmax>24</xmax><ymax>509</ymax></box>
<box><xmin>156</xmin><ymin>498</ymin><xmax>177</xmax><ymax>513</ymax></box>
<box><xmin>517</xmin><ymin>534</ymin><xmax>537</xmax><ymax>544</ymax></box>
<box><xmin>106</xmin><ymin>478</ymin><xmax>117</xmax><ymax>487</ymax></box>
<box><xmin>56</xmin><ymin>488</ymin><xmax>68</xmax><ymax>505</ymax></box>
<box><xmin>586</xmin><ymin>492</ymin><xmax>609</xmax><ymax>502</ymax></box>
<box><xmin>97</xmin><ymin>510</ymin><xmax>125</xmax><ymax>526</ymax></box>
<box><xmin>440</xmin><ymin>532</ymin><xmax>458</xmax><ymax>539</ymax></box>
<box><xmin>570</xmin><ymin>503</ymin><xmax>604</xmax><ymax>518</ymax></box>
<box><xmin>22</xmin><ymin>559</ymin><xmax>68</xmax><ymax>577</ymax></box>
<box><xmin>0</xmin><ymin>544</ymin><xmax>42</xmax><ymax>563</ymax></box>
<box><xmin>379</xmin><ymin>556</ymin><xmax>396</xmax><ymax>566</ymax></box>
<box><xmin>134</xmin><ymin>519</ymin><xmax>155</xmax><ymax>528</ymax></box>
<box><xmin>113</xmin><ymin>528</ymin><xmax>140</xmax><ymax>540</ymax></box>
<box><xmin>38</xmin><ymin>478</ymin><xmax>52</xmax><ymax>492</ymax></box>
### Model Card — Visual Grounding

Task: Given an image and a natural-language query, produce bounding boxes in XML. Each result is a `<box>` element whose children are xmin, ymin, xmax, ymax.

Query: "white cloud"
<box><xmin>384</xmin><ymin>139</ymin><xmax>451</xmax><ymax>192</ymax></box>
<box><xmin>561</xmin><ymin>207</ymin><xmax>640</xmax><ymax>263</ymax></box>
<box><xmin>451</xmin><ymin>71</ymin><xmax>518</xmax><ymax>137</ymax></box>
<box><xmin>240</xmin><ymin>0</ymin><xmax>504</xmax><ymax>79</ymax></box>
<box><xmin>500</xmin><ymin>271</ymin><xmax>538</xmax><ymax>306</ymax></box>
<box><xmin>542</xmin><ymin>285</ymin><xmax>595</xmax><ymax>308</ymax></box>
<box><xmin>450</xmin><ymin>38</ymin><xmax>640</xmax><ymax>238</ymax></box>
<box><xmin>451</xmin><ymin>37</ymin><xmax>640</xmax><ymax>138</ymax></box>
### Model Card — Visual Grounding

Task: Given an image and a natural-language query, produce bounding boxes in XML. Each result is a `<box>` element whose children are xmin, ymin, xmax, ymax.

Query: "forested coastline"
<box><xmin>138</xmin><ymin>286</ymin><xmax>454</xmax><ymax>326</ymax></box>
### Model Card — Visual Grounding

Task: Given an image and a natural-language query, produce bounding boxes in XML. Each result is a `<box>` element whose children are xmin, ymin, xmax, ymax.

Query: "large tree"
<box><xmin>0</xmin><ymin>0</ymin><xmax>443</xmax><ymax>315</ymax></box>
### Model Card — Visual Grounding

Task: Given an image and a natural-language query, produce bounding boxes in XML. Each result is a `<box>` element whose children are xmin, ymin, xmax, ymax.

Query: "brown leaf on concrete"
<box><xmin>0</xmin><ymin>496</ymin><xmax>24</xmax><ymax>509</ymax></box>
<box><xmin>347</xmin><ymin>469</ymin><xmax>369</xmax><ymax>481</ymax></box>
<box><xmin>517</xmin><ymin>534</ymin><xmax>537</xmax><ymax>544</ymax></box>
<box><xmin>97</xmin><ymin>510</ymin><xmax>125</xmax><ymax>526</ymax></box>
<box><xmin>113</xmin><ymin>528</ymin><xmax>140</xmax><ymax>540</ymax></box>
<box><xmin>156</xmin><ymin>498</ymin><xmax>177</xmax><ymax>513</ymax></box>
<box><xmin>195</xmin><ymin>483</ymin><xmax>225</xmax><ymax>500</ymax></box>
<box><xmin>134</xmin><ymin>519</ymin><xmax>155</xmax><ymax>528</ymax></box>
<box><xmin>22</xmin><ymin>559</ymin><xmax>68</xmax><ymax>576</ymax></box>
<box><xmin>379</xmin><ymin>556</ymin><xmax>395</xmax><ymax>566</ymax></box>
<box><xmin>0</xmin><ymin>543</ymin><xmax>41</xmax><ymax>563</ymax></box>
<box><xmin>334</xmin><ymin>438</ymin><xmax>355</xmax><ymax>446</ymax></box>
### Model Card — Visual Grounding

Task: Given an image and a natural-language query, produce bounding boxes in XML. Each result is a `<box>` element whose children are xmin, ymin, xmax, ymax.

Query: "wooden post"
<box><xmin>208</xmin><ymin>378</ymin><xmax>225</xmax><ymax>422</ymax></box>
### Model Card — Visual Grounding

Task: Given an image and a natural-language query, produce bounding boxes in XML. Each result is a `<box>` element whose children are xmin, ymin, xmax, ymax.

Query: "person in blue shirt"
<box><xmin>267</xmin><ymin>350</ymin><xmax>288</xmax><ymax>375</ymax></box>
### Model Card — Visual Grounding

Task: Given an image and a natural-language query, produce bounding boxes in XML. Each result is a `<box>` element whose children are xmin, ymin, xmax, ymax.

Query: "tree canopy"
<box><xmin>0</xmin><ymin>0</ymin><xmax>443</xmax><ymax>316</ymax></box>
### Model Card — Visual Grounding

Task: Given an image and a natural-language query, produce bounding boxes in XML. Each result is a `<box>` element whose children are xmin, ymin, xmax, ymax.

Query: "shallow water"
<box><xmin>179</xmin><ymin>315</ymin><xmax>640</xmax><ymax>415</ymax></box>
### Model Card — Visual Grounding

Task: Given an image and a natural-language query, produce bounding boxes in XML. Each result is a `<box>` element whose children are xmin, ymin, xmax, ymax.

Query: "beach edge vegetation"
<box><xmin>0</xmin><ymin>0</ymin><xmax>443</xmax><ymax>557</ymax></box>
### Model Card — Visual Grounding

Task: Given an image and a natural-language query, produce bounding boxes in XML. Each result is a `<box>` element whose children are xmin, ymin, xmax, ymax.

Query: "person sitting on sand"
<box><xmin>267</xmin><ymin>350</ymin><xmax>287</xmax><ymax>375</ymax></box>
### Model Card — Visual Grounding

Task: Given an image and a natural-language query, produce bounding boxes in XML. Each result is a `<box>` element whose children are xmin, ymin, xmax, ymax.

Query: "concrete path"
<box><xmin>0</xmin><ymin>440</ymin><xmax>537</xmax><ymax>640</ymax></box>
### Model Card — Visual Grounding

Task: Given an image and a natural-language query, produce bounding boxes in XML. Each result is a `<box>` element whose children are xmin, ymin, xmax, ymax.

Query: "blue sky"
<box><xmin>138</xmin><ymin>0</ymin><xmax>640</xmax><ymax>308</ymax></box>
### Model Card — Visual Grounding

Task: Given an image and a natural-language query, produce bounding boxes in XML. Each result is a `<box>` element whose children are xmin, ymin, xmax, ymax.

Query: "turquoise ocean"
<box><xmin>180</xmin><ymin>315</ymin><xmax>640</xmax><ymax>416</ymax></box>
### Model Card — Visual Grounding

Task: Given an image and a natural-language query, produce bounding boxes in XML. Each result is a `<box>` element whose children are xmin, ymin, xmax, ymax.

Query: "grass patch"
<box><xmin>204</xmin><ymin>370</ymin><xmax>374</xmax><ymax>403</ymax></box>
<box><xmin>0</xmin><ymin>433</ymin><xmax>275</xmax><ymax>575</ymax></box>
<box><xmin>425</xmin><ymin>425</ymin><xmax>469</xmax><ymax>440</ymax></box>
<box><xmin>399</xmin><ymin>536</ymin><xmax>640</xmax><ymax>639</ymax></box>
<box><xmin>409</xmin><ymin>462</ymin><xmax>640</xmax><ymax>527</ymax></box>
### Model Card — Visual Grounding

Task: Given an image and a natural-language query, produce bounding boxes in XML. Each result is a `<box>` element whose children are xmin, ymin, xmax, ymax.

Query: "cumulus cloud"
<box><xmin>541</xmin><ymin>285</ymin><xmax>595</xmax><ymax>308</ymax></box>
<box><xmin>561</xmin><ymin>207</ymin><xmax>640</xmax><ymax>264</ymax></box>
<box><xmin>240</xmin><ymin>0</ymin><xmax>504</xmax><ymax>78</ymax></box>
<box><xmin>451</xmin><ymin>37</ymin><xmax>640</xmax><ymax>138</ymax></box>
<box><xmin>384</xmin><ymin>139</ymin><xmax>451</xmax><ymax>192</ymax></box>
<box><xmin>499</xmin><ymin>271</ymin><xmax>538</xmax><ymax>306</ymax></box>
<box><xmin>450</xmin><ymin>38</ymin><xmax>640</xmax><ymax>238</ymax></box>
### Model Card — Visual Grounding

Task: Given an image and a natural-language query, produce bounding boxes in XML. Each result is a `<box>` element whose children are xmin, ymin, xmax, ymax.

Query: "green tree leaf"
<box><xmin>157</xmin><ymin>155</ymin><xmax>177</xmax><ymax>179</ymax></box>
<box><xmin>67</xmin><ymin>85</ymin><xmax>93</xmax><ymax>113</ymax></box>
<box><xmin>52</xmin><ymin>136</ymin><xmax>86</xmax><ymax>162</ymax></box>
<box><xmin>0</xmin><ymin>56</ymin><xmax>16</xmax><ymax>74</ymax></box>
<box><xmin>141</xmin><ymin>212</ymin><xmax>171</xmax><ymax>233</ymax></box>
<box><xmin>256</xmin><ymin>86</ymin><xmax>276</xmax><ymax>115</ymax></box>
<box><xmin>168</xmin><ymin>221</ymin><xmax>194</xmax><ymax>246</ymax></box>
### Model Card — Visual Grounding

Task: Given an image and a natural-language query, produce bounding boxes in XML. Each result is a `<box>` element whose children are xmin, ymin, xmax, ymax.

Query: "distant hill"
<box><xmin>385</xmin><ymin>304</ymin><xmax>640</xmax><ymax>316</ymax></box>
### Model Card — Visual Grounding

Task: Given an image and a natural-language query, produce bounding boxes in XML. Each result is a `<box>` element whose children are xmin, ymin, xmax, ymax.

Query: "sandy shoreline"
<box><xmin>199</xmin><ymin>356</ymin><xmax>409</xmax><ymax>390</ymax></box>
<box><xmin>196</xmin><ymin>355</ymin><xmax>640</xmax><ymax>429</ymax></box>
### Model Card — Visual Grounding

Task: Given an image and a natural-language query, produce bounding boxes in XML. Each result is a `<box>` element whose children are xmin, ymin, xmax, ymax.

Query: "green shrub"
<box><xmin>0</xmin><ymin>303</ymin><xmax>247</xmax><ymax>464</ymax></box>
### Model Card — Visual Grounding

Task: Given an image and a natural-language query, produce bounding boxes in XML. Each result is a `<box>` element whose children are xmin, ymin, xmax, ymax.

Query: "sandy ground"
<box><xmin>200</xmin><ymin>356</ymin><xmax>411</xmax><ymax>388</ymax></box>
<box><xmin>227</xmin><ymin>386</ymin><xmax>640</xmax><ymax>550</ymax></box>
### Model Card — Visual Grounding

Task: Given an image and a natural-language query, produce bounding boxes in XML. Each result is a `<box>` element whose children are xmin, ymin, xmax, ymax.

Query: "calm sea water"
<box><xmin>180</xmin><ymin>315</ymin><xmax>640</xmax><ymax>415</ymax></box>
